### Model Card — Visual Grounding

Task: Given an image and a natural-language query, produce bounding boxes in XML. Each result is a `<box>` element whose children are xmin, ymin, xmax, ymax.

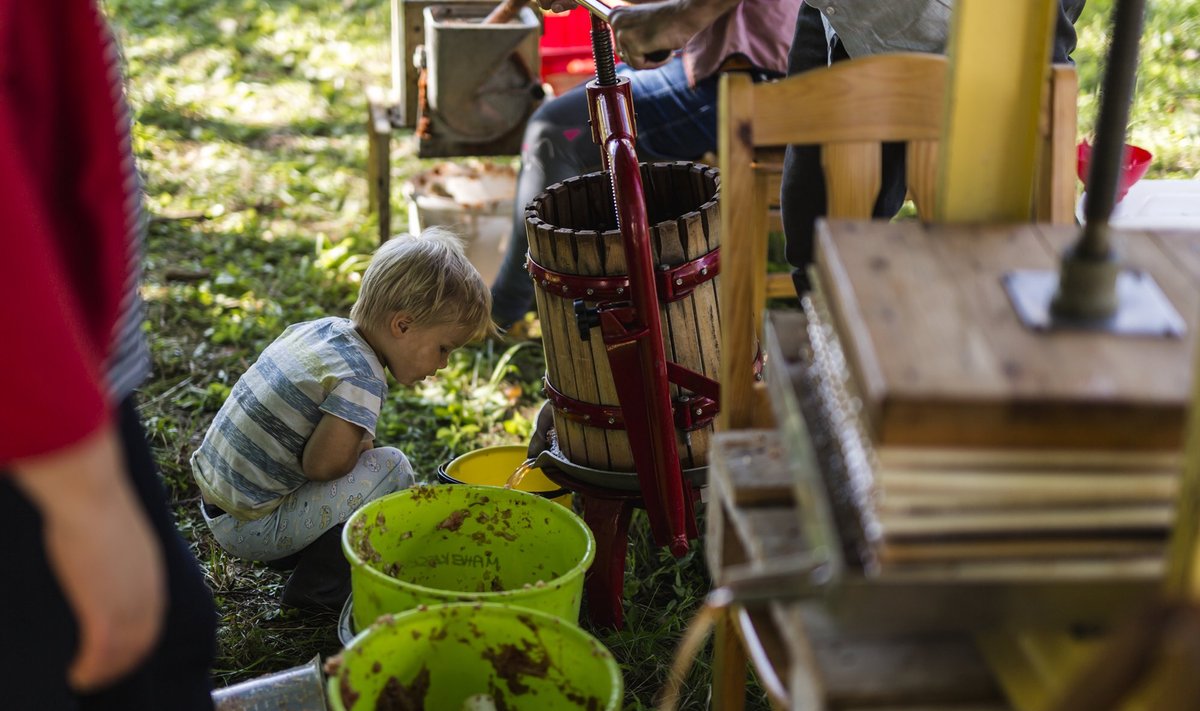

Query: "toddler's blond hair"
<box><xmin>350</xmin><ymin>228</ymin><xmax>497</xmax><ymax>341</ymax></box>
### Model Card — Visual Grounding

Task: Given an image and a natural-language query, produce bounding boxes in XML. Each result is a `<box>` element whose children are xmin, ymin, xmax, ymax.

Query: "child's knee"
<box><xmin>374</xmin><ymin>446</ymin><xmax>414</xmax><ymax>491</ymax></box>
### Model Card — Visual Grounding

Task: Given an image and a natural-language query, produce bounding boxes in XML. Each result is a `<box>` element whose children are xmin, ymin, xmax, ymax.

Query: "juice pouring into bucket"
<box><xmin>505</xmin><ymin>459</ymin><xmax>536</xmax><ymax>490</ymax></box>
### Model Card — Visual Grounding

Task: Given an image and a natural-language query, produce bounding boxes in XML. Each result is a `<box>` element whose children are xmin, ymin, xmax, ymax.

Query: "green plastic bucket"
<box><xmin>326</xmin><ymin>603</ymin><xmax>622</xmax><ymax>711</ymax></box>
<box><xmin>438</xmin><ymin>444</ymin><xmax>573</xmax><ymax>507</ymax></box>
<box><xmin>342</xmin><ymin>485</ymin><xmax>594</xmax><ymax>631</ymax></box>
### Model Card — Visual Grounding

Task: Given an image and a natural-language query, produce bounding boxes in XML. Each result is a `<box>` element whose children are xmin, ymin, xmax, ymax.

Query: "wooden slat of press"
<box><xmin>816</xmin><ymin>221</ymin><xmax>1199</xmax><ymax>450</ymax></box>
<box><xmin>878</xmin><ymin>556</ymin><xmax>1165</xmax><ymax>583</ymax></box>
<box><xmin>559</xmin><ymin>175</ymin><xmax>617</xmax><ymax>470</ymax></box>
<box><xmin>689</xmin><ymin>165</ymin><xmax>724</xmax><ymax>393</ymax></box>
<box><xmin>595</xmin><ymin>177</ymin><xmax>636</xmax><ymax>470</ymax></box>
<box><xmin>528</xmin><ymin>210</ymin><xmax>570</xmax><ymax>454</ymax></box>
<box><xmin>735</xmin><ymin>507</ymin><xmax>805</xmax><ymax>563</ymax></box>
<box><xmin>673</xmin><ymin>163</ymin><xmax>718</xmax><ymax>467</ymax></box>
<box><xmin>706</xmin><ymin>432</ymin><xmax>796</xmax><ymax>583</ymax></box>
<box><xmin>652</xmin><ymin>179</ymin><xmax>698</xmax><ymax>468</ymax></box>
<box><xmin>877</xmin><ymin>479</ymin><xmax>1177</xmax><ymax>510</ymax></box>
<box><xmin>548</xmin><ymin>185</ymin><xmax>600</xmax><ymax>465</ymax></box>
<box><xmin>876</xmin><ymin>447</ymin><xmax>1181</xmax><ymax>471</ymax></box>
<box><xmin>540</xmin><ymin>217</ymin><xmax>590</xmax><ymax>463</ymax></box>
<box><xmin>878</xmin><ymin>538</ymin><xmax>1166</xmax><ymax>566</ymax></box>
<box><xmin>775</xmin><ymin>603</ymin><xmax>1007</xmax><ymax>707</ymax></box>
<box><xmin>710</xmin><ymin>430</ymin><xmax>794</xmax><ymax>506</ymax></box>
<box><xmin>877</xmin><ymin>504</ymin><xmax>1174</xmax><ymax>539</ymax></box>
<box><xmin>573</xmin><ymin>229</ymin><xmax>615</xmax><ymax>472</ymax></box>
<box><xmin>706</xmin><ymin>467</ymin><xmax>753</xmax><ymax>584</ymax></box>
<box><xmin>652</xmin><ymin>164</ymin><xmax>700</xmax><ymax>468</ymax></box>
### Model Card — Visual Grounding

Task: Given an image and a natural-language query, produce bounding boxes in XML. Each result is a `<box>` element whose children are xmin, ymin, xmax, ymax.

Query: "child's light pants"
<box><xmin>202</xmin><ymin>446</ymin><xmax>412</xmax><ymax>562</ymax></box>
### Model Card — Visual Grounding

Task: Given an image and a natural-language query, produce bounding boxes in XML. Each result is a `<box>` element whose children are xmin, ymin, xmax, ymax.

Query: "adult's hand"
<box><xmin>610</xmin><ymin>0</ymin><xmax>741</xmax><ymax>69</ymax></box>
<box><xmin>13</xmin><ymin>423</ymin><xmax>166</xmax><ymax>692</ymax></box>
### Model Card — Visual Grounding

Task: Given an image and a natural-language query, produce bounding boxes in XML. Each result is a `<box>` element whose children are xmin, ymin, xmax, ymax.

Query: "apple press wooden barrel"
<box><xmin>525</xmin><ymin>161</ymin><xmax>721</xmax><ymax>473</ymax></box>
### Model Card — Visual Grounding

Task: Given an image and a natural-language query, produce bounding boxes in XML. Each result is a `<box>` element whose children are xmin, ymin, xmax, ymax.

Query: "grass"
<box><xmin>105</xmin><ymin>0</ymin><xmax>1196</xmax><ymax>708</ymax></box>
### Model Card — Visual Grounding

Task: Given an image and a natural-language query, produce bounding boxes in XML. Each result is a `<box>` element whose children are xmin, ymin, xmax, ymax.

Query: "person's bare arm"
<box><xmin>12</xmin><ymin>423</ymin><xmax>166</xmax><ymax>692</ymax></box>
<box><xmin>302</xmin><ymin>413</ymin><xmax>368</xmax><ymax>482</ymax></box>
<box><xmin>610</xmin><ymin>0</ymin><xmax>743</xmax><ymax>69</ymax></box>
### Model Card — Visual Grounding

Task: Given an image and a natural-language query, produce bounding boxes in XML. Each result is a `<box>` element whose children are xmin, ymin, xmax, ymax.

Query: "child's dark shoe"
<box><xmin>280</xmin><ymin>524</ymin><xmax>351</xmax><ymax>611</ymax></box>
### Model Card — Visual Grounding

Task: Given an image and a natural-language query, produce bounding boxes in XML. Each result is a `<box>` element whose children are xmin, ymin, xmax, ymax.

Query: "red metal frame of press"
<box><xmin>525</xmin><ymin>0</ymin><xmax>721</xmax><ymax>627</ymax></box>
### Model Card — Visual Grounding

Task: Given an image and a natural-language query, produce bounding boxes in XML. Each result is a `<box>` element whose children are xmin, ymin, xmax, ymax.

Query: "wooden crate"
<box><xmin>707</xmin><ymin>429</ymin><xmax>1011</xmax><ymax>710</ymax></box>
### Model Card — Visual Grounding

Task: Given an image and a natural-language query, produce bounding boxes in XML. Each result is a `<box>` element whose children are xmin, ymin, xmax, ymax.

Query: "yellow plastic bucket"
<box><xmin>343</xmin><ymin>485</ymin><xmax>594</xmax><ymax>631</ymax></box>
<box><xmin>439</xmin><ymin>444</ymin><xmax>572</xmax><ymax>507</ymax></box>
<box><xmin>327</xmin><ymin>603</ymin><xmax>622</xmax><ymax>710</ymax></box>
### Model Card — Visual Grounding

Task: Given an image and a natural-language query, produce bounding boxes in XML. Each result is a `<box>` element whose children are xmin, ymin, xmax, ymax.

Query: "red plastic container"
<box><xmin>1076</xmin><ymin>140</ymin><xmax>1152</xmax><ymax>203</ymax></box>
<box><xmin>540</xmin><ymin>7</ymin><xmax>595</xmax><ymax>95</ymax></box>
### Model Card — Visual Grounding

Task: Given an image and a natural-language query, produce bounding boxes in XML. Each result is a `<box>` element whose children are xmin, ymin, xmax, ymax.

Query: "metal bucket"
<box><xmin>212</xmin><ymin>655</ymin><xmax>327</xmax><ymax>711</ymax></box>
<box><xmin>418</xmin><ymin>3</ymin><xmax>541</xmax><ymax>157</ymax></box>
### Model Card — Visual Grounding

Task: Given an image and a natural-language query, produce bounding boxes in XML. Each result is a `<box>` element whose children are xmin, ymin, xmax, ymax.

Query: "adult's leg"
<box><xmin>490</xmin><ymin>57</ymin><xmax>719</xmax><ymax>327</ymax></box>
<box><xmin>1055</xmin><ymin>0</ymin><xmax>1087</xmax><ymax>63</ymax></box>
<box><xmin>1</xmin><ymin>461</ymin><xmax>81</xmax><ymax>709</ymax></box>
<box><xmin>780</xmin><ymin>9</ymin><xmax>907</xmax><ymax>293</ymax></box>
<box><xmin>0</xmin><ymin>397</ymin><xmax>217</xmax><ymax>711</ymax></box>
<box><xmin>780</xmin><ymin>5</ymin><xmax>840</xmax><ymax>293</ymax></box>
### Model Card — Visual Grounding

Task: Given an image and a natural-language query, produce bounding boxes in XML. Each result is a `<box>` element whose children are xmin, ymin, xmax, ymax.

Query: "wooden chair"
<box><xmin>717</xmin><ymin>53</ymin><xmax>1078</xmax><ymax>431</ymax></box>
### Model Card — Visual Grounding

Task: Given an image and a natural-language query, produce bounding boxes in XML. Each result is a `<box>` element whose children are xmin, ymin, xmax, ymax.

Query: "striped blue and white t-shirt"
<box><xmin>191</xmin><ymin>317</ymin><xmax>388</xmax><ymax>519</ymax></box>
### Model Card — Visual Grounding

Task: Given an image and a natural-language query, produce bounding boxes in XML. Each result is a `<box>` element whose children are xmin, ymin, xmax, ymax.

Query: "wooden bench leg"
<box><xmin>714</xmin><ymin>609</ymin><xmax>749</xmax><ymax>710</ymax></box>
<box><xmin>366</xmin><ymin>86</ymin><xmax>392</xmax><ymax>244</ymax></box>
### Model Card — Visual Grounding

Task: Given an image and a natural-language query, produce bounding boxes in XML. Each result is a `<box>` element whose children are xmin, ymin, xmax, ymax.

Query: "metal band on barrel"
<box><xmin>543</xmin><ymin>378</ymin><xmax>626</xmax><ymax>429</ymax></box>
<box><xmin>525</xmin><ymin>247</ymin><xmax>719</xmax><ymax>303</ymax></box>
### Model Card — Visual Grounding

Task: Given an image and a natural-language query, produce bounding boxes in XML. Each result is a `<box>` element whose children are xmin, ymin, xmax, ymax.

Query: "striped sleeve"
<box><xmin>320</xmin><ymin>374</ymin><xmax>384</xmax><ymax>437</ymax></box>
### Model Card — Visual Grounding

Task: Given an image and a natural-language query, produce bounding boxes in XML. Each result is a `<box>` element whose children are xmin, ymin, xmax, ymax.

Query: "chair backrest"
<box><xmin>717</xmin><ymin>53</ymin><xmax>1077</xmax><ymax>430</ymax></box>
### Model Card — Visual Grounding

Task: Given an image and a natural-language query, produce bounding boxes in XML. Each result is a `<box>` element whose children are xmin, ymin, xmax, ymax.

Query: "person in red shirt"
<box><xmin>0</xmin><ymin>1</ymin><xmax>216</xmax><ymax>708</ymax></box>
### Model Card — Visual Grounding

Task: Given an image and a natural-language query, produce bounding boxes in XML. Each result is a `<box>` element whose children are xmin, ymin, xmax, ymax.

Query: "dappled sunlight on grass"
<box><xmin>1075</xmin><ymin>0</ymin><xmax>1200</xmax><ymax>178</ymax></box>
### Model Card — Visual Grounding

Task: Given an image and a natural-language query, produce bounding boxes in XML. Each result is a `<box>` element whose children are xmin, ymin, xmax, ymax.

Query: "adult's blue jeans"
<box><xmin>490</xmin><ymin>56</ymin><xmax>720</xmax><ymax>328</ymax></box>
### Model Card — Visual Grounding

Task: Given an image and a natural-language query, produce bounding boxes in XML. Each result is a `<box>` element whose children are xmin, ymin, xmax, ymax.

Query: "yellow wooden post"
<box><xmin>935</xmin><ymin>3</ymin><xmax>1104</xmax><ymax>707</ymax></box>
<box><xmin>935</xmin><ymin>0</ymin><xmax>1059</xmax><ymax>223</ymax></box>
